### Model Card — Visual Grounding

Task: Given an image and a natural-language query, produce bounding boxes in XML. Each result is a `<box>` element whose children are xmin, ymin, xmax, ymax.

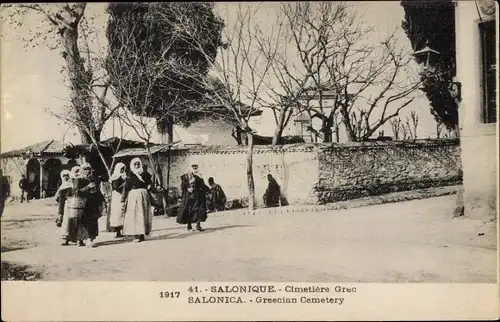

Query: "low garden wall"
<box><xmin>131</xmin><ymin>139</ymin><xmax>462</xmax><ymax>206</ymax></box>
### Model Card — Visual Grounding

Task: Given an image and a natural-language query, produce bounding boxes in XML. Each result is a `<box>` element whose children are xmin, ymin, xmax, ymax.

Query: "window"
<box><xmin>479</xmin><ymin>20</ymin><xmax>496</xmax><ymax>123</ymax></box>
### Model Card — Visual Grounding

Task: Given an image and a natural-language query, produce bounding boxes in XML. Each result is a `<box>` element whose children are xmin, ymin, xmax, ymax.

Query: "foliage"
<box><xmin>401</xmin><ymin>0</ymin><xmax>458</xmax><ymax>131</ymax></box>
<box><xmin>105</xmin><ymin>2</ymin><xmax>225</xmax><ymax>128</ymax></box>
<box><xmin>147</xmin><ymin>3</ymin><xmax>278</xmax><ymax>209</ymax></box>
<box><xmin>1</xmin><ymin>4</ymin><xmax>107</xmax><ymax>144</ymax></box>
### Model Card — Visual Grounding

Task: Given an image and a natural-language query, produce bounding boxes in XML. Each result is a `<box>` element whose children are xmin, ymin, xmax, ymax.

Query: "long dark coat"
<box><xmin>74</xmin><ymin>177</ymin><xmax>104</xmax><ymax>240</ymax></box>
<box><xmin>176</xmin><ymin>173</ymin><xmax>209</xmax><ymax>224</ymax></box>
<box><xmin>264</xmin><ymin>178</ymin><xmax>281</xmax><ymax>207</ymax></box>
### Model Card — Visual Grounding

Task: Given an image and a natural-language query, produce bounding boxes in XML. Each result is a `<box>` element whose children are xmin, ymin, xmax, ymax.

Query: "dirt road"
<box><xmin>1</xmin><ymin>195</ymin><xmax>496</xmax><ymax>282</ymax></box>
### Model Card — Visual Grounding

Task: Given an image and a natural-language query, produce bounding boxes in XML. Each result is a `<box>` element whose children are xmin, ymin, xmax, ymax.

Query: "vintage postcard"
<box><xmin>0</xmin><ymin>1</ymin><xmax>498</xmax><ymax>321</ymax></box>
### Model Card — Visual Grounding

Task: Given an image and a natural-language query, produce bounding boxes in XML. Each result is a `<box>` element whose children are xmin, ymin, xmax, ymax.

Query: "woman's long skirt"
<box><xmin>79</xmin><ymin>212</ymin><xmax>99</xmax><ymax>240</ymax></box>
<box><xmin>60</xmin><ymin>203</ymin><xmax>83</xmax><ymax>242</ymax></box>
<box><xmin>109</xmin><ymin>191</ymin><xmax>124</xmax><ymax>230</ymax></box>
<box><xmin>123</xmin><ymin>189</ymin><xmax>152</xmax><ymax>236</ymax></box>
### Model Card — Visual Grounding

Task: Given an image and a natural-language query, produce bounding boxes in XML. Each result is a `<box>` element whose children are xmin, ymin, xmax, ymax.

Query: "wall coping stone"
<box><xmin>158</xmin><ymin>139</ymin><xmax>460</xmax><ymax>155</ymax></box>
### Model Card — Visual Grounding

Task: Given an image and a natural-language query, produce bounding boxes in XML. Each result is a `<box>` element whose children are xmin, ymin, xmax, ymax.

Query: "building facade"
<box><xmin>0</xmin><ymin>140</ymin><xmax>80</xmax><ymax>199</ymax></box>
<box><xmin>455</xmin><ymin>0</ymin><xmax>497</xmax><ymax>218</ymax></box>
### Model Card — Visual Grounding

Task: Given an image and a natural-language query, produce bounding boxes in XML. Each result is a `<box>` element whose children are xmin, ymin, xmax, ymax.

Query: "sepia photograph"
<box><xmin>0</xmin><ymin>0</ymin><xmax>498</xmax><ymax>320</ymax></box>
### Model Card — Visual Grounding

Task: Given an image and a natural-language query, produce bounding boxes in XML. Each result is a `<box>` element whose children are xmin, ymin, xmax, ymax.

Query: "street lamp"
<box><xmin>413</xmin><ymin>39</ymin><xmax>462</xmax><ymax>102</ymax></box>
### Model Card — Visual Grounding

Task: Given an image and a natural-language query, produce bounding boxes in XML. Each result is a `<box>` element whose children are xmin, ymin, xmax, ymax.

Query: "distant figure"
<box><xmin>19</xmin><ymin>175</ymin><xmax>30</xmax><ymax>203</ymax></box>
<box><xmin>109</xmin><ymin>163</ymin><xmax>127</xmax><ymax>238</ymax></box>
<box><xmin>263</xmin><ymin>174</ymin><xmax>281</xmax><ymax>207</ymax></box>
<box><xmin>0</xmin><ymin>169</ymin><xmax>10</xmax><ymax>217</ymax></box>
<box><xmin>207</xmin><ymin>177</ymin><xmax>227</xmax><ymax>212</ymax></box>
<box><xmin>177</xmin><ymin>164</ymin><xmax>209</xmax><ymax>232</ymax></box>
<box><xmin>32</xmin><ymin>179</ymin><xmax>40</xmax><ymax>200</ymax></box>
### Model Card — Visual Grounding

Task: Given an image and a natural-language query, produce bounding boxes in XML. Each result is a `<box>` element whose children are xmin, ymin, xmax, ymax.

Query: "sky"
<box><xmin>0</xmin><ymin>2</ymin><xmax>442</xmax><ymax>153</ymax></box>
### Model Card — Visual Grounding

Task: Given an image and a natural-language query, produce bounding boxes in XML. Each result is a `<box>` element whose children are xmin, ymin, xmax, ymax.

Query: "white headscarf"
<box><xmin>80</xmin><ymin>162</ymin><xmax>92</xmax><ymax>177</ymax></box>
<box><xmin>190</xmin><ymin>164</ymin><xmax>202</xmax><ymax>178</ymax></box>
<box><xmin>109</xmin><ymin>162</ymin><xmax>126</xmax><ymax>182</ymax></box>
<box><xmin>55</xmin><ymin>170</ymin><xmax>72</xmax><ymax>198</ymax></box>
<box><xmin>130</xmin><ymin>158</ymin><xmax>144</xmax><ymax>182</ymax></box>
<box><xmin>70</xmin><ymin>166</ymin><xmax>81</xmax><ymax>180</ymax></box>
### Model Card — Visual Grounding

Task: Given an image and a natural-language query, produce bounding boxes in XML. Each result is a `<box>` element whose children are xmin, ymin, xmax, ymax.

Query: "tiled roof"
<box><xmin>112</xmin><ymin>142</ymin><xmax>186</xmax><ymax>158</ymax></box>
<box><xmin>0</xmin><ymin>140</ymin><xmax>67</xmax><ymax>158</ymax></box>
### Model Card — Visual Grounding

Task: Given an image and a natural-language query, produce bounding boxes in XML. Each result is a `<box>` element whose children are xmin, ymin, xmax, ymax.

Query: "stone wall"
<box><xmin>316</xmin><ymin>140</ymin><xmax>462</xmax><ymax>203</ymax></box>
<box><xmin>126</xmin><ymin>139</ymin><xmax>462</xmax><ymax>206</ymax></box>
<box><xmin>153</xmin><ymin>144</ymin><xmax>320</xmax><ymax>207</ymax></box>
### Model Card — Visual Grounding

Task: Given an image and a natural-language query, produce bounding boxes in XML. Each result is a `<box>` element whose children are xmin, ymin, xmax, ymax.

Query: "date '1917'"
<box><xmin>159</xmin><ymin>291</ymin><xmax>181</xmax><ymax>299</ymax></box>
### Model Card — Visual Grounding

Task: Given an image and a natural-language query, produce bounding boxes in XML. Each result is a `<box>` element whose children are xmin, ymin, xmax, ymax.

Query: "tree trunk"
<box><xmin>232</xmin><ymin>127</ymin><xmax>243</xmax><ymax>145</ymax></box>
<box><xmin>339</xmin><ymin>109</ymin><xmax>356</xmax><ymax>142</ymax></box>
<box><xmin>344</xmin><ymin>123</ymin><xmax>356</xmax><ymax>142</ymax></box>
<box><xmin>60</xmin><ymin>26</ymin><xmax>97</xmax><ymax>145</ymax></box>
<box><xmin>272</xmin><ymin>108</ymin><xmax>288</xmax><ymax>146</ymax></box>
<box><xmin>165</xmin><ymin>145</ymin><xmax>172</xmax><ymax>216</ymax></box>
<box><xmin>320</xmin><ymin>116</ymin><xmax>334</xmax><ymax>143</ymax></box>
<box><xmin>246</xmin><ymin>132</ymin><xmax>255</xmax><ymax>210</ymax></box>
<box><xmin>156</xmin><ymin>119</ymin><xmax>174</xmax><ymax>144</ymax></box>
<box><xmin>272</xmin><ymin>127</ymin><xmax>284</xmax><ymax>146</ymax></box>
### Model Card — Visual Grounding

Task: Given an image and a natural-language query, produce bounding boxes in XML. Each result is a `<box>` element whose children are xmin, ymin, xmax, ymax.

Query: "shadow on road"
<box><xmin>95</xmin><ymin>224</ymin><xmax>256</xmax><ymax>248</ymax></box>
<box><xmin>1</xmin><ymin>217</ymin><xmax>54</xmax><ymax>223</ymax></box>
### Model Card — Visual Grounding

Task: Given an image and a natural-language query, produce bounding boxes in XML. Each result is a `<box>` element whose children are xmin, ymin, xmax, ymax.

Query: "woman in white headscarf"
<box><xmin>55</xmin><ymin>169</ymin><xmax>72</xmax><ymax>245</ymax></box>
<box><xmin>109</xmin><ymin>162</ymin><xmax>127</xmax><ymax>238</ymax></box>
<box><xmin>121</xmin><ymin>158</ymin><xmax>153</xmax><ymax>243</ymax></box>
<box><xmin>58</xmin><ymin>166</ymin><xmax>82</xmax><ymax>246</ymax></box>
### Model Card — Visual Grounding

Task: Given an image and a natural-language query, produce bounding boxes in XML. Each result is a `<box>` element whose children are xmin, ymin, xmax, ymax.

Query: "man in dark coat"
<box><xmin>19</xmin><ymin>174</ymin><xmax>30</xmax><ymax>203</ymax></box>
<box><xmin>0</xmin><ymin>169</ymin><xmax>11</xmax><ymax>217</ymax></box>
<box><xmin>263</xmin><ymin>174</ymin><xmax>281</xmax><ymax>207</ymax></box>
<box><xmin>207</xmin><ymin>177</ymin><xmax>227</xmax><ymax>212</ymax></box>
<box><xmin>176</xmin><ymin>164</ymin><xmax>209</xmax><ymax>231</ymax></box>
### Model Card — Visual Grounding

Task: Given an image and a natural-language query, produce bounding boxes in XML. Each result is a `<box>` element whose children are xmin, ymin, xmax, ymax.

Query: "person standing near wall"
<box><xmin>0</xmin><ymin>169</ymin><xmax>10</xmax><ymax>217</ymax></box>
<box><xmin>74</xmin><ymin>163</ymin><xmax>103</xmax><ymax>248</ymax></box>
<box><xmin>207</xmin><ymin>177</ymin><xmax>227</xmax><ymax>212</ymax></box>
<box><xmin>177</xmin><ymin>164</ymin><xmax>209</xmax><ymax>232</ymax></box>
<box><xmin>109</xmin><ymin>163</ymin><xmax>127</xmax><ymax>238</ymax></box>
<box><xmin>55</xmin><ymin>169</ymin><xmax>75</xmax><ymax>246</ymax></box>
<box><xmin>58</xmin><ymin>166</ymin><xmax>84</xmax><ymax>245</ymax></box>
<box><xmin>19</xmin><ymin>174</ymin><xmax>30</xmax><ymax>203</ymax></box>
<box><xmin>263</xmin><ymin>174</ymin><xmax>281</xmax><ymax>207</ymax></box>
<box><xmin>121</xmin><ymin>158</ymin><xmax>154</xmax><ymax>243</ymax></box>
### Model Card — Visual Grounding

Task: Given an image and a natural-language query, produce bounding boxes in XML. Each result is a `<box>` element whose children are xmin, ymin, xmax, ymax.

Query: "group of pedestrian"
<box><xmin>55</xmin><ymin>164</ymin><xmax>103</xmax><ymax>247</ymax></box>
<box><xmin>53</xmin><ymin>159</ymin><xmax>280</xmax><ymax>247</ymax></box>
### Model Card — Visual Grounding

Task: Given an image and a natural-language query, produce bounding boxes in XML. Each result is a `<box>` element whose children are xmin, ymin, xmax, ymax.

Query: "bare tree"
<box><xmin>254</xmin><ymin>11</ymin><xmax>311</xmax><ymax>145</ymax></box>
<box><xmin>390</xmin><ymin>118</ymin><xmax>402</xmax><ymax>140</ymax></box>
<box><xmin>1</xmin><ymin>3</ymin><xmax>108</xmax><ymax>144</ymax></box>
<box><xmin>409</xmin><ymin>110</ymin><xmax>419</xmax><ymax>140</ymax></box>
<box><xmin>45</xmin><ymin>19</ymin><xmax>125</xmax><ymax>176</ymax></box>
<box><xmin>154</xmin><ymin>3</ymin><xmax>275</xmax><ymax>210</ymax></box>
<box><xmin>401</xmin><ymin>121</ymin><xmax>410</xmax><ymax>140</ymax></box>
<box><xmin>278</xmin><ymin>2</ymin><xmax>421</xmax><ymax>142</ymax></box>
<box><xmin>105</xmin><ymin>22</ymin><xmax>196</xmax><ymax>215</ymax></box>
